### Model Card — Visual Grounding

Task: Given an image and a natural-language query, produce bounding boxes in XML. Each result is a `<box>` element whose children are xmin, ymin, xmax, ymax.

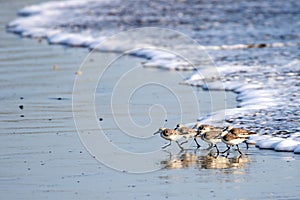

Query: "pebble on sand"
<box><xmin>75</xmin><ymin>70</ymin><xmax>82</xmax><ymax>75</ymax></box>
<box><xmin>53</xmin><ymin>64</ymin><xmax>59</xmax><ymax>71</ymax></box>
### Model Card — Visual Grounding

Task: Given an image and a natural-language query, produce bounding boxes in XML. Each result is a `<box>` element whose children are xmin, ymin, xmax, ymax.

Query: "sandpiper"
<box><xmin>154</xmin><ymin>128</ymin><xmax>184</xmax><ymax>150</ymax></box>
<box><xmin>174</xmin><ymin>124</ymin><xmax>200</xmax><ymax>147</ymax></box>
<box><xmin>221</xmin><ymin>126</ymin><xmax>256</xmax><ymax>154</ymax></box>
<box><xmin>195</xmin><ymin>124</ymin><xmax>223</xmax><ymax>154</ymax></box>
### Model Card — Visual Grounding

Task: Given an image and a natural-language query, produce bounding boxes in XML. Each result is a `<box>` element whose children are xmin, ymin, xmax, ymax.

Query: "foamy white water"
<box><xmin>7</xmin><ymin>0</ymin><xmax>300</xmax><ymax>153</ymax></box>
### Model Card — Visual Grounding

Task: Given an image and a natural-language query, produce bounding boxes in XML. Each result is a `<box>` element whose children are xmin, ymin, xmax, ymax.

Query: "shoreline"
<box><xmin>1</xmin><ymin>1</ymin><xmax>300</xmax><ymax>199</ymax></box>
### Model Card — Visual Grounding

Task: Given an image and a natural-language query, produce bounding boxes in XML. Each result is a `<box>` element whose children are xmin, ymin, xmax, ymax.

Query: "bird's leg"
<box><xmin>180</xmin><ymin>140</ymin><xmax>188</xmax><ymax>145</ymax></box>
<box><xmin>214</xmin><ymin>144</ymin><xmax>220</xmax><ymax>156</ymax></box>
<box><xmin>208</xmin><ymin>149</ymin><xmax>217</xmax><ymax>158</ymax></box>
<box><xmin>206</xmin><ymin>143</ymin><xmax>213</xmax><ymax>150</ymax></box>
<box><xmin>162</xmin><ymin>141</ymin><xmax>171</xmax><ymax>149</ymax></box>
<box><xmin>194</xmin><ymin>138</ymin><xmax>201</xmax><ymax>149</ymax></box>
<box><xmin>225</xmin><ymin>151</ymin><xmax>230</xmax><ymax>158</ymax></box>
<box><xmin>244</xmin><ymin>141</ymin><xmax>249</xmax><ymax>149</ymax></box>
<box><xmin>221</xmin><ymin>145</ymin><xmax>231</xmax><ymax>154</ymax></box>
<box><xmin>236</xmin><ymin>145</ymin><xmax>242</xmax><ymax>154</ymax></box>
<box><xmin>176</xmin><ymin>141</ymin><xmax>184</xmax><ymax>150</ymax></box>
<box><xmin>235</xmin><ymin>154</ymin><xmax>242</xmax><ymax>162</ymax></box>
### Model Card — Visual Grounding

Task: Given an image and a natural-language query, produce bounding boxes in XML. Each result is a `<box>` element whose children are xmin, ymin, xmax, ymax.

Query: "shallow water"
<box><xmin>1</xmin><ymin>1</ymin><xmax>300</xmax><ymax>199</ymax></box>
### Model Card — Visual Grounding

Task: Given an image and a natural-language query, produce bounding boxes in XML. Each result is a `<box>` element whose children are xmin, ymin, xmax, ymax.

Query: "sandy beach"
<box><xmin>1</xmin><ymin>1</ymin><xmax>300</xmax><ymax>199</ymax></box>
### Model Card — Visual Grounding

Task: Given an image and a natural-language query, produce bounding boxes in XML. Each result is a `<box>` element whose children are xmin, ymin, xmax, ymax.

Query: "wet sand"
<box><xmin>1</xmin><ymin>1</ymin><xmax>300</xmax><ymax>199</ymax></box>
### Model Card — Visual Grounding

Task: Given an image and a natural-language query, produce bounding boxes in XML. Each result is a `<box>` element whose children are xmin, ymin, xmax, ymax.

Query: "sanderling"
<box><xmin>174</xmin><ymin>124</ymin><xmax>200</xmax><ymax>147</ymax></box>
<box><xmin>221</xmin><ymin>126</ymin><xmax>256</xmax><ymax>154</ymax></box>
<box><xmin>154</xmin><ymin>128</ymin><xmax>184</xmax><ymax>150</ymax></box>
<box><xmin>161</xmin><ymin>152</ymin><xmax>198</xmax><ymax>169</ymax></box>
<box><xmin>195</xmin><ymin>124</ymin><xmax>223</xmax><ymax>154</ymax></box>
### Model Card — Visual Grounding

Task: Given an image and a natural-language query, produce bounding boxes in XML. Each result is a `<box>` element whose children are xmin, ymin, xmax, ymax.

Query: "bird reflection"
<box><xmin>161</xmin><ymin>151</ymin><xmax>198</xmax><ymax>169</ymax></box>
<box><xmin>198</xmin><ymin>154</ymin><xmax>249</xmax><ymax>170</ymax></box>
<box><xmin>161</xmin><ymin>150</ymin><xmax>250</xmax><ymax>170</ymax></box>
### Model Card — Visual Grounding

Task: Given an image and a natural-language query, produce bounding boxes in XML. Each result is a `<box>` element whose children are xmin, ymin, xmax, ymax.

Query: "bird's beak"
<box><xmin>153</xmin><ymin>131</ymin><xmax>160</xmax><ymax>135</ymax></box>
<box><xmin>197</xmin><ymin>126</ymin><xmax>203</xmax><ymax>131</ymax></box>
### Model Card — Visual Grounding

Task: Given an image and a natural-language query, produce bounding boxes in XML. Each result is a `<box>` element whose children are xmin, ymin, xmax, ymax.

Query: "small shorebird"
<box><xmin>154</xmin><ymin>128</ymin><xmax>184</xmax><ymax>150</ymax></box>
<box><xmin>221</xmin><ymin>126</ymin><xmax>256</xmax><ymax>154</ymax></box>
<box><xmin>174</xmin><ymin>124</ymin><xmax>200</xmax><ymax>147</ymax></box>
<box><xmin>195</xmin><ymin>124</ymin><xmax>223</xmax><ymax>154</ymax></box>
